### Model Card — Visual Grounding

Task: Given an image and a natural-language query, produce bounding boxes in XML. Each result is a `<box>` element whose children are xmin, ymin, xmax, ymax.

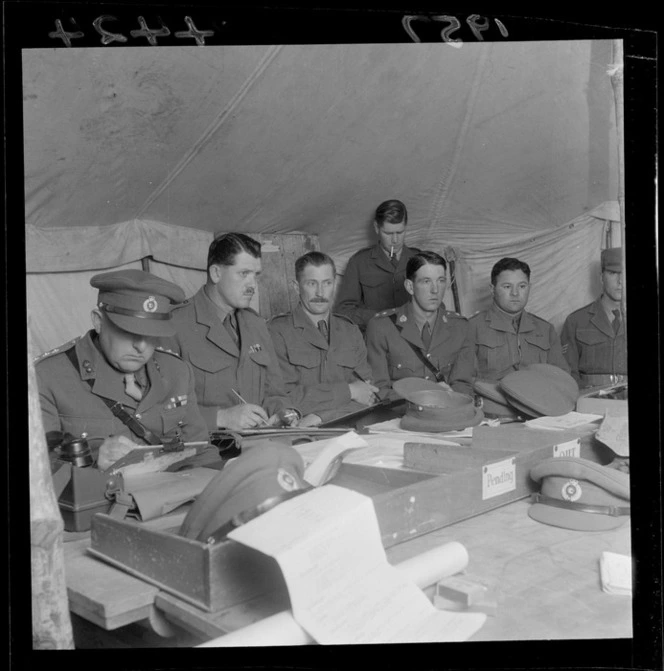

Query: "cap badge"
<box><xmin>399</xmin><ymin>315</ymin><xmax>407</xmax><ymax>323</ymax></box>
<box><xmin>561</xmin><ymin>479</ymin><xmax>582</xmax><ymax>502</ymax></box>
<box><xmin>143</xmin><ymin>296</ymin><xmax>158</xmax><ymax>312</ymax></box>
<box><xmin>277</xmin><ymin>468</ymin><xmax>299</xmax><ymax>492</ymax></box>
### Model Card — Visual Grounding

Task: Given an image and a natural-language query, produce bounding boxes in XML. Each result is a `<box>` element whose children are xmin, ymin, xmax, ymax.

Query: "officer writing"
<box><xmin>168</xmin><ymin>233</ymin><xmax>301</xmax><ymax>431</ymax></box>
<box><xmin>35</xmin><ymin>270</ymin><xmax>209</xmax><ymax>468</ymax></box>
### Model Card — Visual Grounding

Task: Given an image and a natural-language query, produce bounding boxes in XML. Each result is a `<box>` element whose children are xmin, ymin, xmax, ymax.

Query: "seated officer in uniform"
<box><xmin>466</xmin><ymin>257</ymin><xmax>569</xmax><ymax>384</ymax></box>
<box><xmin>365</xmin><ymin>250</ymin><xmax>473</xmax><ymax>397</ymax></box>
<box><xmin>561</xmin><ymin>247</ymin><xmax>626</xmax><ymax>388</ymax></box>
<box><xmin>35</xmin><ymin>270</ymin><xmax>209</xmax><ymax>460</ymax></box>
<box><xmin>168</xmin><ymin>233</ymin><xmax>301</xmax><ymax>431</ymax></box>
<box><xmin>335</xmin><ymin>199</ymin><xmax>420</xmax><ymax>332</ymax></box>
<box><xmin>268</xmin><ymin>251</ymin><xmax>380</xmax><ymax>426</ymax></box>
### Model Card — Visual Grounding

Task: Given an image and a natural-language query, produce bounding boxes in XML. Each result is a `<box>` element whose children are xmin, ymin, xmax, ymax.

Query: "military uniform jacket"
<box><xmin>269</xmin><ymin>303</ymin><xmax>376</xmax><ymax>421</ymax></box>
<box><xmin>466</xmin><ymin>304</ymin><xmax>570</xmax><ymax>383</ymax></box>
<box><xmin>168</xmin><ymin>287</ymin><xmax>292</xmax><ymax>430</ymax></box>
<box><xmin>561</xmin><ymin>297</ymin><xmax>627</xmax><ymax>384</ymax></box>
<box><xmin>335</xmin><ymin>243</ymin><xmax>420</xmax><ymax>331</ymax></box>
<box><xmin>35</xmin><ymin>331</ymin><xmax>209</xmax><ymax>444</ymax></box>
<box><xmin>365</xmin><ymin>302</ymin><xmax>473</xmax><ymax>397</ymax></box>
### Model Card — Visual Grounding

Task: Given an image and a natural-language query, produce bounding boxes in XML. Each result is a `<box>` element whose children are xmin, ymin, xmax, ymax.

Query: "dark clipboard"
<box><xmin>318</xmin><ymin>398</ymin><xmax>405</xmax><ymax>429</ymax></box>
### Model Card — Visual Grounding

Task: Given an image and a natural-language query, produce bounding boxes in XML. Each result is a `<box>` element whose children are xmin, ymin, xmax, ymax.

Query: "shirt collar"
<box><xmin>410</xmin><ymin>302</ymin><xmax>438</xmax><ymax>333</ymax></box>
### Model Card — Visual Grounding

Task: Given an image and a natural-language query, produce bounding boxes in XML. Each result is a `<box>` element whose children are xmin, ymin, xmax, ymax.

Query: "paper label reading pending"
<box><xmin>482</xmin><ymin>458</ymin><xmax>516</xmax><ymax>500</ymax></box>
<box><xmin>552</xmin><ymin>438</ymin><xmax>581</xmax><ymax>458</ymax></box>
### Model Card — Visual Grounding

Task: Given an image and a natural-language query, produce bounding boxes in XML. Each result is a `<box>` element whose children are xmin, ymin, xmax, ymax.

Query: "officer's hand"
<box><xmin>97</xmin><ymin>435</ymin><xmax>139</xmax><ymax>471</ymax></box>
<box><xmin>217</xmin><ymin>404</ymin><xmax>270</xmax><ymax>430</ymax></box>
<box><xmin>299</xmin><ymin>413</ymin><xmax>322</xmax><ymax>427</ymax></box>
<box><xmin>436</xmin><ymin>381</ymin><xmax>453</xmax><ymax>391</ymax></box>
<box><xmin>349</xmin><ymin>380</ymin><xmax>380</xmax><ymax>406</ymax></box>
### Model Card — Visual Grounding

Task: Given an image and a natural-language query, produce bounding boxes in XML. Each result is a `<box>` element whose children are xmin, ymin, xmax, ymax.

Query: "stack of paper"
<box><xmin>524</xmin><ymin>411</ymin><xmax>603</xmax><ymax>431</ymax></box>
<box><xmin>599</xmin><ymin>551</ymin><xmax>632</xmax><ymax>596</ymax></box>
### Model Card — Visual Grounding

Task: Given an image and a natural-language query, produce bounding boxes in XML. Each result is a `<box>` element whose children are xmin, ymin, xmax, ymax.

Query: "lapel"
<box><xmin>294</xmin><ymin>303</ymin><xmax>328</xmax><ymax>351</ymax></box>
<box><xmin>487</xmin><ymin>304</ymin><xmax>514</xmax><ymax>333</ymax></box>
<box><xmin>395</xmin><ymin>302</ymin><xmax>423</xmax><ymax>348</ymax></box>
<box><xmin>139</xmin><ymin>358</ymin><xmax>167</xmax><ymax>412</ymax></box>
<box><xmin>76</xmin><ymin>333</ymin><xmax>135</xmax><ymax>407</ymax></box>
<box><xmin>370</xmin><ymin>244</ymin><xmax>397</xmax><ymax>274</ymax></box>
<box><xmin>429</xmin><ymin>309</ymin><xmax>452</xmax><ymax>351</ymax></box>
<box><xmin>589</xmin><ymin>298</ymin><xmax>615</xmax><ymax>338</ymax></box>
<box><xmin>517</xmin><ymin>311</ymin><xmax>536</xmax><ymax>334</ymax></box>
<box><xmin>193</xmin><ymin>286</ymin><xmax>239</xmax><ymax>356</ymax></box>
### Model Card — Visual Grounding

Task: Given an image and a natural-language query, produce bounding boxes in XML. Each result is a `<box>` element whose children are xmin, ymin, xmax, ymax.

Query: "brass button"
<box><xmin>135</xmin><ymin>413</ymin><xmax>142</xmax><ymax>419</ymax></box>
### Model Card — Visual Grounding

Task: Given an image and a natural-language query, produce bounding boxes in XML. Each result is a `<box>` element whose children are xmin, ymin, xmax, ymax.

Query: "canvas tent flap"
<box><xmin>24</xmin><ymin>40</ymin><xmax>620</xmax><ymax>354</ymax></box>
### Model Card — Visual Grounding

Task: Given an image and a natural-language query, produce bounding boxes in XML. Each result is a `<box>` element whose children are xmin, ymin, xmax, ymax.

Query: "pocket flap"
<box><xmin>188</xmin><ymin>349</ymin><xmax>233</xmax><ymax>373</ymax></box>
<box><xmin>286</xmin><ymin>348</ymin><xmax>318</xmax><ymax>368</ymax></box>
<box><xmin>575</xmin><ymin>328</ymin><xmax>608</xmax><ymax>346</ymax></box>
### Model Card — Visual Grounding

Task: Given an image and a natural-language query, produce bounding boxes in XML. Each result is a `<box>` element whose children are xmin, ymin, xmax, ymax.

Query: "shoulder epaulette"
<box><xmin>374</xmin><ymin>307</ymin><xmax>398</xmax><ymax>318</ymax></box>
<box><xmin>349</xmin><ymin>246</ymin><xmax>373</xmax><ymax>257</ymax></box>
<box><xmin>155</xmin><ymin>345</ymin><xmax>181</xmax><ymax>358</ymax></box>
<box><xmin>468</xmin><ymin>309</ymin><xmax>484</xmax><ymax>320</ymax></box>
<box><xmin>446</xmin><ymin>310</ymin><xmax>467</xmax><ymax>320</ymax></box>
<box><xmin>332</xmin><ymin>312</ymin><xmax>355</xmax><ymax>325</ymax></box>
<box><xmin>268</xmin><ymin>311</ymin><xmax>292</xmax><ymax>323</ymax></box>
<box><xmin>33</xmin><ymin>337</ymin><xmax>79</xmax><ymax>364</ymax></box>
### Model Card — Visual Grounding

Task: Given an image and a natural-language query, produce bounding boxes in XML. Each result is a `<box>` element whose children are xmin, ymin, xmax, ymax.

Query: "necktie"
<box><xmin>421</xmin><ymin>322</ymin><xmax>432</xmax><ymax>350</ymax></box>
<box><xmin>390</xmin><ymin>254</ymin><xmax>399</xmax><ymax>269</ymax></box>
<box><xmin>123</xmin><ymin>373</ymin><xmax>143</xmax><ymax>401</ymax></box>
<box><xmin>612</xmin><ymin>309</ymin><xmax>622</xmax><ymax>335</ymax></box>
<box><xmin>318</xmin><ymin>319</ymin><xmax>329</xmax><ymax>343</ymax></box>
<box><xmin>225</xmin><ymin>312</ymin><xmax>240</xmax><ymax>346</ymax></box>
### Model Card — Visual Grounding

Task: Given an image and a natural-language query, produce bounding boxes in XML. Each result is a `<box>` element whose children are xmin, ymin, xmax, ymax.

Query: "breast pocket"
<box><xmin>188</xmin><ymin>349</ymin><xmax>235</xmax><ymax>404</ymax></box>
<box><xmin>160</xmin><ymin>406</ymin><xmax>188</xmax><ymax>438</ymax></box>
<box><xmin>575</xmin><ymin>328</ymin><xmax>610</xmax><ymax>370</ymax></box>
<box><xmin>360</xmin><ymin>273</ymin><xmax>389</xmax><ymax>305</ymax></box>
<box><xmin>522</xmin><ymin>332</ymin><xmax>551</xmax><ymax>364</ymax></box>
<box><xmin>476</xmin><ymin>330</ymin><xmax>508</xmax><ymax>375</ymax></box>
<box><xmin>286</xmin><ymin>347</ymin><xmax>319</xmax><ymax>370</ymax></box>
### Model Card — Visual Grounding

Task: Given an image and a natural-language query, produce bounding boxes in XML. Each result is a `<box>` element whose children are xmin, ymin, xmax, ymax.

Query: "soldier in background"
<box><xmin>561</xmin><ymin>247</ymin><xmax>626</xmax><ymax>388</ymax></box>
<box><xmin>335</xmin><ymin>199</ymin><xmax>420</xmax><ymax>332</ymax></box>
<box><xmin>269</xmin><ymin>251</ymin><xmax>379</xmax><ymax>426</ymax></box>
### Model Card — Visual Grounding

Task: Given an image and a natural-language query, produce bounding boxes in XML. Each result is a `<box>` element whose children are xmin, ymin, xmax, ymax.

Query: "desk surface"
<box><xmin>65</xmin><ymin>497</ymin><xmax>632</xmax><ymax>644</ymax></box>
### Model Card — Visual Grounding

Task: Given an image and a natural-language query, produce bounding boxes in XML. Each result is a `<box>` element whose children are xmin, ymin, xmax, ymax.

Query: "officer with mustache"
<box><xmin>168</xmin><ymin>233</ymin><xmax>301</xmax><ymax>431</ymax></box>
<box><xmin>269</xmin><ymin>251</ymin><xmax>380</xmax><ymax>426</ymax></box>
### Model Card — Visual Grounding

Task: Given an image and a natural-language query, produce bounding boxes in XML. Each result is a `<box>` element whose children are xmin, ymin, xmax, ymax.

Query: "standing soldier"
<box><xmin>561</xmin><ymin>247</ymin><xmax>626</xmax><ymax>387</ymax></box>
<box><xmin>35</xmin><ymin>270</ymin><xmax>209</xmax><ymax>460</ymax></box>
<box><xmin>269</xmin><ymin>251</ymin><xmax>379</xmax><ymax>425</ymax></box>
<box><xmin>366</xmin><ymin>250</ymin><xmax>473</xmax><ymax>397</ymax></box>
<box><xmin>168</xmin><ymin>233</ymin><xmax>301</xmax><ymax>431</ymax></box>
<box><xmin>335</xmin><ymin>199</ymin><xmax>420</xmax><ymax>332</ymax></box>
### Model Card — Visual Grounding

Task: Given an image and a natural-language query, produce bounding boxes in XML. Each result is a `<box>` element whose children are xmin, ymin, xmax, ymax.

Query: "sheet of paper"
<box><xmin>229</xmin><ymin>485</ymin><xmax>485</xmax><ymax>644</ymax></box>
<box><xmin>524</xmin><ymin>411</ymin><xmax>603</xmax><ymax>431</ymax></box>
<box><xmin>599</xmin><ymin>551</ymin><xmax>632</xmax><ymax>595</ymax></box>
<box><xmin>595</xmin><ymin>411</ymin><xmax>629</xmax><ymax>456</ymax></box>
<box><xmin>366</xmin><ymin>417</ymin><xmax>476</xmax><ymax>440</ymax></box>
<box><xmin>300</xmin><ymin>431</ymin><xmax>368</xmax><ymax>486</ymax></box>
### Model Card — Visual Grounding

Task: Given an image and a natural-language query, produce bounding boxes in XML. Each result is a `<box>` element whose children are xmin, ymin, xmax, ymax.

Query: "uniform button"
<box><xmin>426</xmin><ymin>353</ymin><xmax>431</xmax><ymax>358</ymax></box>
<box><xmin>397</xmin><ymin>364</ymin><xmax>401</xmax><ymax>369</ymax></box>
<box><xmin>425</xmin><ymin>376</ymin><xmax>430</xmax><ymax>380</ymax></box>
<box><xmin>135</xmin><ymin>413</ymin><xmax>142</xmax><ymax>419</ymax></box>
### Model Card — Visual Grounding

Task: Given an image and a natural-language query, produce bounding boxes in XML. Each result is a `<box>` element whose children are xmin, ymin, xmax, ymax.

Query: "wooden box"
<box><xmin>89</xmin><ymin>514</ymin><xmax>288</xmax><ymax>613</ymax></box>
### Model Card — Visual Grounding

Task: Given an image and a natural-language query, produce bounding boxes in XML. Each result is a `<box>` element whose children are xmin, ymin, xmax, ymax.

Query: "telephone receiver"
<box><xmin>47</xmin><ymin>431</ymin><xmax>95</xmax><ymax>468</ymax></box>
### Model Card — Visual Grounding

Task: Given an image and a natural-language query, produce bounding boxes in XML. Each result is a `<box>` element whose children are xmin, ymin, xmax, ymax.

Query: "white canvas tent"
<box><xmin>23</xmin><ymin>40</ymin><xmax>622</xmax><ymax>354</ymax></box>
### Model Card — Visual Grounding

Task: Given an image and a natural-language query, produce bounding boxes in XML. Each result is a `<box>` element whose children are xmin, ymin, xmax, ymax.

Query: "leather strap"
<box><xmin>100</xmin><ymin>303</ymin><xmax>170</xmax><ymax>320</ymax></box>
<box><xmin>531</xmin><ymin>493</ymin><xmax>630</xmax><ymax>517</ymax></box>
<box><xmin>65</xmin><ymin>347</ymin><xmax>162</xmax><ymax>445</ymax></box>
<box><xmin>388</xmin><ymin>314</ymin><xmax>445</xmax><ymax>382</ymax></box>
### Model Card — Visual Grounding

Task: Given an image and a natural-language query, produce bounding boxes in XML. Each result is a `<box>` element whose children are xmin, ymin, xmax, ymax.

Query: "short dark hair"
<box><xmin>294</xmin><ymin>251</ymin><xmax>336</xmax><ymax>282</ymax></box>
<box><xmin>375</xmin><ymin>199</ymin><xmax>407</xmax><ymax>227</ymax></box>
<box><xmin>490</xmin><ymin>257</ymin><xmax>531</xmax><ymax>285</ymax></box>
<box><xmin>406</xmin><ymin>251</ymin><xmax>447</xmax><ymax>281</ymax></box>
<box><xmin>207</xmin><ymin>233</ymin><xmax>261</xmax><ymax>270</ymax></box>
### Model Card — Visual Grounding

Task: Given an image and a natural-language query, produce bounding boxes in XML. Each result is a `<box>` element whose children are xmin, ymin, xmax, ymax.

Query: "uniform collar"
<box><xmin>293</xmin><ymin>303</ymin><xmax>329</xmax><ymax>349</ymax></box>
<box><xmin>488</xmin><ymin>303</ymin><xmax>534</xmax><ymax>333</ymax></box>
<box><xmin>369</xmin><ymin>243</ymin><xmax>410</xmax><ymax>272</ymax></box>
<box><xmin>589</xmin><ymin>296</ymin><xmax>615</xmax><ymax>337</ymax></box>
<box><xmin>193</xmin><ymin>286</ymin><xmax>239</xmax><ymax>355</ymax></box>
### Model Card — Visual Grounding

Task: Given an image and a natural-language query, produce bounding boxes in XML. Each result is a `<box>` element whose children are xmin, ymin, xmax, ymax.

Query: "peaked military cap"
<box><xmin>601</xmin><ymin>247</ymin><xmax>623</xmax><ymax>272</ymax></box>
<box><xmin>179</xmin><ymin>441</ymin><xmax>310</xmax><ymax>543</ymax></box>
<box><xmin>91</xmin><ymin>269</ymin><xmax>186</xmax><ymax>337</ymax></box>
<box><xmin>529</xmin><ymin>457</ymin><xmax>630</xmax><ymax>531</ymax></box>
<box><xmin>472</xmin><ymin>380</ymin><xmax>520</xmax><ymax>419</ymax></box>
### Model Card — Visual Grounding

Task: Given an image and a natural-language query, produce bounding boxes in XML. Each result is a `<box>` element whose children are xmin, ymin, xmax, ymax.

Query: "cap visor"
<box><xmin>400</xmin><ymin>406</ymin><xmax>484</xmax><ymax>433</ymax></box>
<box><xmin>528</xmin><ymin>503</ymin><xmax>628</xmax><ymax>531</ymax></box>
<box><xmin>106</xmin><ymin>312</ymin><xmax>176</xmax><ymax>338</ymax></box>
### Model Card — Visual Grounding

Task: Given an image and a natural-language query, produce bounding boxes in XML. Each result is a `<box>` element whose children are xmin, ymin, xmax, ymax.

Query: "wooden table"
<box><xmin>64</xmin><ymin>498</ymin><xmax>632</xmax><ymax>645</ymax></box>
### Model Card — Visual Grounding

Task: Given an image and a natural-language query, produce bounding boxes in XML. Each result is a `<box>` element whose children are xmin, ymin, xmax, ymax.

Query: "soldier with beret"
<box><xmin>365</xmin><ymin>250</ymin><xmax>473</xmax><ymax>397</ymax></box>
<box><xmin>269</xmin><ymin>251</ymin><xmax>380</xmax><ymax>426</ymax></box>
<box><xmin>464</xmin><ymin>257</ymin><xmax>569</xmax><ymax>386</ymax></box>
<box><xmin>561</xmin><ymin>247</ymin><xmax>627</xmax><ymax>388</ymax></box>
<box><xmin>35</xmin><ymin>270</ymin><xmax>209</xmax><ymax>462</ymax></box>
<box><xmin>335</xmin><ymin>199</ymin><xmax>420</xmax><ymax>332</ymax></box>
<box><xmin>167</xmin><ymin>233</ymin><xmax>300</xmax><ymax>431</ymax></box>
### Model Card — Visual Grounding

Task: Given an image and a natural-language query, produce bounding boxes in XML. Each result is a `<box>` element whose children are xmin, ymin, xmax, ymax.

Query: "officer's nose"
<box><xmin>133</xmin><ymin>337</ymin><xmax>149</xmax><ymax>353</ymax></box>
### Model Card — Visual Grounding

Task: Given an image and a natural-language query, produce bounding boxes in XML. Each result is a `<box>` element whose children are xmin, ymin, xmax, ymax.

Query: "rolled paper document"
<box><xmin>197</xmin><ymin>541</ymin><xmax>469</xmax><ymax>647</ymax></box>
